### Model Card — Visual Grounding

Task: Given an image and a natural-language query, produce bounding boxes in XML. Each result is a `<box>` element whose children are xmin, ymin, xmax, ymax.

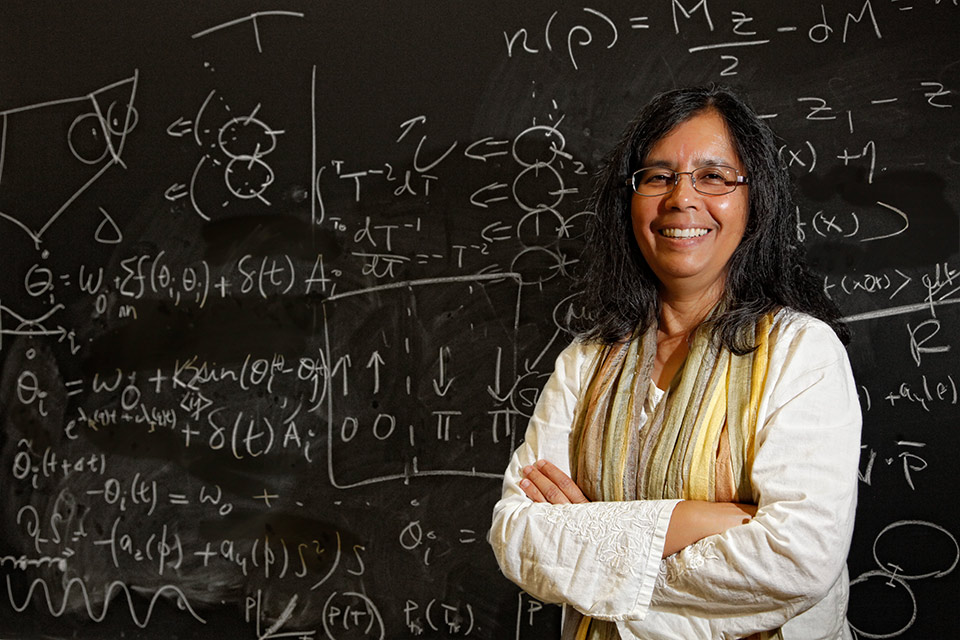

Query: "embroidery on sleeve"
<box><xmin>542</xmin><ymin>502</ymin><xmax>663</xmax><ymax>577</ymax></box>
<box><xmin>658</xmin><ymin>537</ymin><xmax>720</xmax><ymax>585</ymax></box>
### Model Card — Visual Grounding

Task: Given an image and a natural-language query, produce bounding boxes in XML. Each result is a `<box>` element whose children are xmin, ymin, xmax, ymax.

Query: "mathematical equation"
<box><xmin>1</xmin><ymin>2</ymin><xmax>958</xmax><ymax>639</ymax></box>
<box><xmin>503</xmin><ymin>1</ymin><xmax>956</xmax><ymax>81</ymax></box>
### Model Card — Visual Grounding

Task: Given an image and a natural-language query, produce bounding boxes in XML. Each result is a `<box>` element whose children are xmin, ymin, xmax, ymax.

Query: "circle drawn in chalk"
<box><xmin>556</xmin><ymin>209</ymin><xmax>594</xmax><ymax>243</ymax></box>
<box><xmin>517</xmin><ymin>207</ymin><xmax>566</xmax><ymax>247</ymax></box>
<box><xmin>68</xmin><ymin>113</ymin><xmax>109</xmax><ymax>165</ymax></box>
<box><xmin>225</xmin><ymin>155</ymin><xmax>275</xmax><ymax>199</ymax></box>
<box><xmin>512</xmin><ymin>124</ymin><xmax>567</xmax><ymax>168</ymax></box>
<box><xmin>848</xmin><ymin>571</ymin><xmax>916</xmax><ymax>639</ymax></box>
<box><xmin>551</xmin><ymin>291</ymin><xmax>586</xmax><ymax>332</ymax></box>
<box><xmin>872</xmin><ymin>520</ymin><xmax>959</xmax><ymax>581</ymax></box>
<box><xmin>105</xmin><ymin>100</ymin><xmax>139</xmax><ymax>136</ymax></box>
<box><xmin>218</xmin><ymin>117</ymin><xmax>278</xmax><ymax>159</ymax></box>
<box><xmin>321</xmin><ymin>591</ymin><xmax>385</xmax><ymax>639</ymax></box>
<box><xmin>512</xmin><ymin>162</ymin><xmax>565</xmax><ymax>213</ymax></box>
<box><xmin>510</xmin><ymin>246</ymin><xmax>567</xmax><ymax>286</ymax></box>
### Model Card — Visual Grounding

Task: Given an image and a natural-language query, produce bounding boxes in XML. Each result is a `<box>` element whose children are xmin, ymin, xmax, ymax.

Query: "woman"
<box><xmin>488</xmin><ymin>86</ymin><xmax>861</xmax><ymax>639</ymax></box>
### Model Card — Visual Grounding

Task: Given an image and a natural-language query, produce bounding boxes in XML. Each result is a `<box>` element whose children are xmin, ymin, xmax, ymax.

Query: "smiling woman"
<box><xmin>629</xmin><ymin>111</ymin><xmax>748</xmax><ymax>310</ymax></box>
<box><xmin>489</xmin><ymin>86</ymin><xmax>862</xmax><ymax>640</ymax></box>
<box><xmin>628</xmin><ymin>109</ymin><xmax>751</xmax><ymax>388</ymax></box>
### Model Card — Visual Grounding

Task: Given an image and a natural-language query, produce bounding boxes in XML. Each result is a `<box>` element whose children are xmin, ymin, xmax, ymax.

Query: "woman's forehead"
<box><xmin>642</xmin><ymin>110</ymin><xmax>744</xmax><ymax>168</ymax></box>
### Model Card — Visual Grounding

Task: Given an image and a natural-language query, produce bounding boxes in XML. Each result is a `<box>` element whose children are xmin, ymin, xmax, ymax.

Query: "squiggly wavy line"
<box><xmin>6</xmin><ymin>575</ymin><xmax>206</xmax><ymax>626</ymax></box>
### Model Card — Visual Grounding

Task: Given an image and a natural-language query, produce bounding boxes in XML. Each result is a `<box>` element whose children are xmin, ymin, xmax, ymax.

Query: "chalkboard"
<box><xmin>1</xmin><ymin>1</ymin><xmax>957</xmax><ymax>638</ymax></box>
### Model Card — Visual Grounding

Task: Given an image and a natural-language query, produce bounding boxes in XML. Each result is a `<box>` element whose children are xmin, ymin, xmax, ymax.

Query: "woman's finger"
<box><xmin>522</xmin><ymin>464</ymin><xmax>570</xmax><ymax>504</ymax></box>
<box><xmin>534</xmin><ymin>460</ymin><xmax>590</xmax><ymax>504</ymax></box>
<box><xmin>518</xmin><ymin>473</ymin><xmax>547</xmax><ymax>502</ymax></box>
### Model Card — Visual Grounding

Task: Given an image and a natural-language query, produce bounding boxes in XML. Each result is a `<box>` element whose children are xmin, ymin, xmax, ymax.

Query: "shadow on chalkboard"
<box><xmin>799</xmin><ymin>166</ymin><xmax>956</xmax><ymax>270</ymax></box>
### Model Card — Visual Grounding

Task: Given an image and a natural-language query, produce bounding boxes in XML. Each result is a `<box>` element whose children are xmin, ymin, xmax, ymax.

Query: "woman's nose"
<box><xmin>663</xmin><ymin>172</ymin><xmax>701</xmax><ymax>208</ymax></box>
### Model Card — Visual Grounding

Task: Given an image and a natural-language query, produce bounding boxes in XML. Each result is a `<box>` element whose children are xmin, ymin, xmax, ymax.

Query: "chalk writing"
<box><xmin>1</xmin><ymin>3</ymin><xmax>956</xmax><ymax>639</ymax></box>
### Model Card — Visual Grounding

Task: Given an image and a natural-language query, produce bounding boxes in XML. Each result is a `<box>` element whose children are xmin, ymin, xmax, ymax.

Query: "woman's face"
<box><xmin>629</xmin><ymin>109</ymin><xmax>749</xmax><ymax>300</ymax></box>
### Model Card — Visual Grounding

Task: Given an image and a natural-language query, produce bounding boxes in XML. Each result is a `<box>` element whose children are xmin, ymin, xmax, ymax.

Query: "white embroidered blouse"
<box><xmin>489</xmin><ymin>311</ymin><xmax>862</xmax><ymax>639</ymax></box>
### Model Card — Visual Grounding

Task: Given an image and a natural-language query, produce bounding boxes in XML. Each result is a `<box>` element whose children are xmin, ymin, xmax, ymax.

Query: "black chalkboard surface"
<box><xmin>1</xmin><ymin>2</ymin><xmax>957</xmax><ymax>638</ymax></box>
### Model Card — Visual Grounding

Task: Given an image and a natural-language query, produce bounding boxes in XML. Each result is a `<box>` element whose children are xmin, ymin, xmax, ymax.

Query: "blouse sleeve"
<box><xmin>488</xmin><ymin>341</ymin><xmax>681</xmax><ymax>621</ymax></box>
<box><xmin>638</xmin><ymin>317</ymin><xmax>862</xmax><ymax>637</ymax></box>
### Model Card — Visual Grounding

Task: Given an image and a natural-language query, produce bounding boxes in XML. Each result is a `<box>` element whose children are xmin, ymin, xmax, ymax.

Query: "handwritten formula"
<box><xmin>0</xmin><ymin>1</ymin><xmax>957</xmax><ymax>638</ymax></box>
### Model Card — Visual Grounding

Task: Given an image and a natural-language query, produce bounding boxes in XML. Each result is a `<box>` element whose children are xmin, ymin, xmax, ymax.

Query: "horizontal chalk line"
<box><xmin>842</xmin><ymin>297</ymin><xmax>960</xmax><ymax>323</ymax></box>
<box><xmin>324</xmin><ymin>273</ymin><xmax>522</xmax><ymax>302</ymax></box>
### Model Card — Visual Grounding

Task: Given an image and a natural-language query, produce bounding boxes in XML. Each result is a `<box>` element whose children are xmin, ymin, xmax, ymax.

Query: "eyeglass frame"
<box><xmin>625</xmin><ymin>165</ymin><xmax>749</xmax><ymax>197</ymax></box>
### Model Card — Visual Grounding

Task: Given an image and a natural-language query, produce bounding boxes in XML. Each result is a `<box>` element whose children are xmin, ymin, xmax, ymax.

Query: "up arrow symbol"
<box><xmin>366</xmin><ymin>351</ymin><xmax>384</xmax><ymax>394</ymax></box>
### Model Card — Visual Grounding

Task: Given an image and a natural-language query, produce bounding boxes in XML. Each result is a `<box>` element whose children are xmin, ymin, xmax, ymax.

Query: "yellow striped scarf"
<box><xmin>564</xmin><ymin>314</ymin><xmax>780</xmax><ymax>640</ymax></box>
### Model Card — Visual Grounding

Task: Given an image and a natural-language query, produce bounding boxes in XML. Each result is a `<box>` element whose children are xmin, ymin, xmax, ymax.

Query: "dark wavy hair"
<box><xmin>574</xmin><ymin>85</ymin><xmax>848</xmax><ymax>353</ymax></box>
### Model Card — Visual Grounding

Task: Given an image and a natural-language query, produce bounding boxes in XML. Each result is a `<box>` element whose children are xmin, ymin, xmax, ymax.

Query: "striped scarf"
<box><xmin>563</xmin><ymin>314</ymin><xmax>779</xmax><ymax>640</ymax></box>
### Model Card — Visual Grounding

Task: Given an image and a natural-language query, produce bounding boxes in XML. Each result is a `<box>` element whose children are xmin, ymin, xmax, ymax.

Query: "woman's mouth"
<box><xmin>659</xmin><ymin>228</ymin><xmax>710</xmax><ymax>238</ymax></box>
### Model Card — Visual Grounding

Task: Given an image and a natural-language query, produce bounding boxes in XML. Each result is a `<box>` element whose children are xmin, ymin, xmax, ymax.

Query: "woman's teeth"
<box><xmin>660</xmin><ymin>228</ymin><xmax>709</xmax><ymax>238</ymax></box>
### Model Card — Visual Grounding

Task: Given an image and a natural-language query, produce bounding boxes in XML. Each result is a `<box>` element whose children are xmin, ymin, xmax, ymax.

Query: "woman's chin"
<box><xmin>654</xmin><ymin>267</ymin><xmax>726</xmax><ymax>296</ymax></box>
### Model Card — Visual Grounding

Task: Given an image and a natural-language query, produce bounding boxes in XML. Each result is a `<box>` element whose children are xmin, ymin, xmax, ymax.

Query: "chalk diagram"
<box><xmin>6</xmin><ymin>577</ymin><xmax>205</xmax><ymax>628</ymax></box>
<box><xmin>0</xmin><ymin>74</ymin><xmax>137</xmax><ymax>353</ymax></box>
<box><xmin>0</xmin><ymin>73</ymin><xmax>138</xmax><ymax>249</ymax></box>
<box><xmin>191</xmin><ymin>10</ymin><xmax>305</xmax><ymax>54</ymax></box>
<box><xmin>848</xmin><ymin>519</ymin><xmax>958</xmax><ymax>638</ymax></box>
<box><xmin>319</xmin><ymin>274</ymin><xmax>528</xmax><ymax>489</ymax></box>
<box><xmin>163</xmin><ymin>11</ymin><xmax>305</xmax><ymax>220</ymax></box>
<box><xmin>166</xmin><ymin>91</ymin><xmax>285</xmax><ymax>221</ymax></box>
<box><xmin>506</xmin><ymin>118</ymin><xmax>592</xmax><ymax>288</ymax></box>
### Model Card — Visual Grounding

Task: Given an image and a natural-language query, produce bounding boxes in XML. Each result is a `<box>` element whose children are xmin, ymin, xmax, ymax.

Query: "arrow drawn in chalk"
<box><xmin>432</xmin><ymin>346</ymin><xmax>454</xmax><ymax>396</ymax></box>
<box><xmin>366</xmin><ymin>351</ymin><xmax>384</xmax><ymax>394</ymax></box>
<box><xmin>469</xmin><ymin>182</ymin><xmax>509</xmax><ymax>208</ymax></box>
<box><xmin>166</xmin><ymin>116</ymin><xmax>193</xmax><ymax>137</ymax></box>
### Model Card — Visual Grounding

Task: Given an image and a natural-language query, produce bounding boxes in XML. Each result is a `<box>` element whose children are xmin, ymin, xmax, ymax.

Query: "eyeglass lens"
<box><xmin>631</xmin><ymin>166</ymin><xmax>741</xmax><ymax>196</ymax></box>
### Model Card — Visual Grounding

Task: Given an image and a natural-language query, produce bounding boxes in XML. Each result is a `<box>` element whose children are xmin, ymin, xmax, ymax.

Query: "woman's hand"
<box><xmin>519</xmin><ymin>460</ymin><xmax>756</xmax><ymax>558</ymax></box>
<box><xmin>519</xmin><ymin>460</ymin><xmax>590</xmax><ymax>504</ymax></box>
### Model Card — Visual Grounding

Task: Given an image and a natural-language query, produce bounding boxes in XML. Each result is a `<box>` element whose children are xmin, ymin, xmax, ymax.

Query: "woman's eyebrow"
<box><xmin>641</xmin><ymin>159</ymin><xmax>674</xmax><ymax>168</ymax></box>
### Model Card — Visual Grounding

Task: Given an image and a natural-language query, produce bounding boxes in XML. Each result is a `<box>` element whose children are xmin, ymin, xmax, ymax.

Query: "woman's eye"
<box><xmin>645</xmin><ymin>173</ymin><xmax>672</xmax><ymax>183</ymax></box>
<box><xmin>698</xmin><ymin>169</ymin><xmax>728</xmax><ymax>184</ymax></box>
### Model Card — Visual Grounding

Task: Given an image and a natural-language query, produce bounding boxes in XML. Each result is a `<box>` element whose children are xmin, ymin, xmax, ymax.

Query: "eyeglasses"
<box><xmin>626</xmin><ymin>165</ymin><xmax>749</xmax><ymax>197</ymax></box>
